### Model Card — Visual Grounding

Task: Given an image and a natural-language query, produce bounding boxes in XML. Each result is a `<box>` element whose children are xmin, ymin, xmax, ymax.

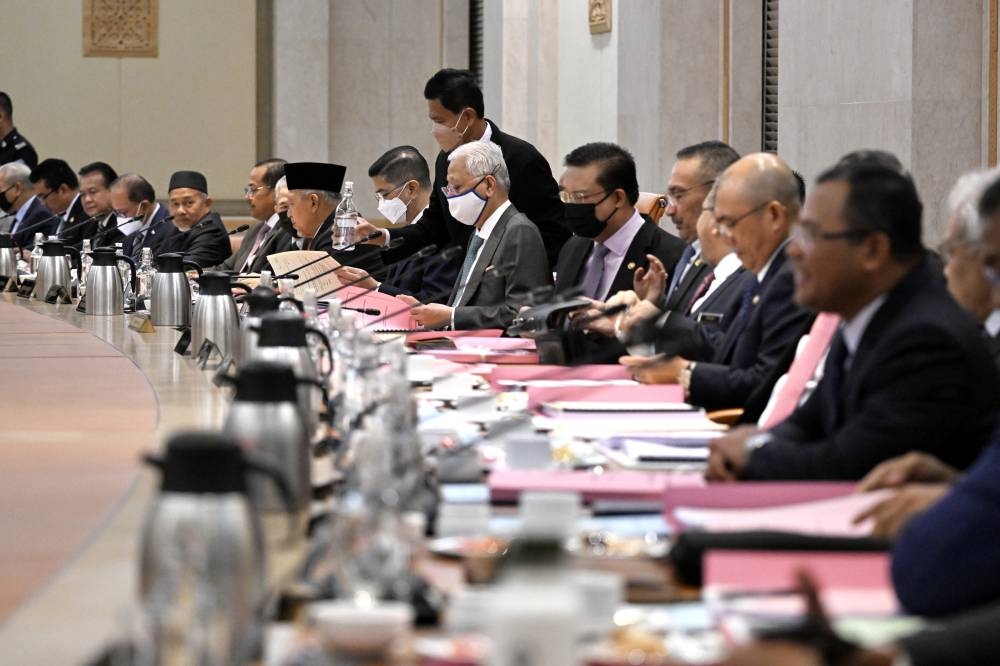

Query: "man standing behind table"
<box><xmin>398</xmin><ymin>141</ymin><xmax>551</xmax><ymax>331</ymax></box>
<box><xmin>355</xmin><ymin>68</ymin><xmax>567</xmax><ymax>269</ymax></box>
<box><xmin>336</xmin><ymin>146</ymin><xmax>458</xmax><ymax>302</ymax></box>
<box><xmin>213</xmin><ymin>158</ymin><xmax>290</xmax><ymax>274</ymax></box>
<box><xmin>155</xmin><ymin>170</ymin><xmax>232</xmax><ymax>268</ymax></box>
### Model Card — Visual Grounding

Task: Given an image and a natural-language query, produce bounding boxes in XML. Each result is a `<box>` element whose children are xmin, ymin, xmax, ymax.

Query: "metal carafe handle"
<box><xmin>183</xmin><ymin>259</ymin><xmax>204</xmax><ymax>276</ymax></box>
<box><xmin>116</xmin><ymin>253</ymin><xmax>138</xmax><ymax>292</ymax></box>
<box><xmin>63</xmin><ymin>246</ymin><xmax>82</xmax><ymax>280</ymax></box>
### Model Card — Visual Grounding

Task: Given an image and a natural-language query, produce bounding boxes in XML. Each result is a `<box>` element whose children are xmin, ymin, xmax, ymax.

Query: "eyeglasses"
<box><xmin>442</xmin><ymin>175</ymin><xmax>489</xmax><ymax>198</ymax></box>
<box><xmin>375</xmin><ymin>182</ymin><xmax>406</xmax><ymax>203</ymax></box>
<box><xmin>715</xmin><ymin>201</ymin><xmax>771</xmax><ymax>230</ymax></box>
<box><xmin>985</xmin><ymin>264</ymin><xmax>1000</xmax><ymax>289</ymax></box>
<box><xmin>790</xmin><ymin>223</ymin><xmax>874</xmax><ymax>249</ymax></box>
<box><xmin>666</xmin><ymin>180</ymin><xmax>715</xmax><ymax>205</ymax></box>
<box><xmin>243</xmin><ymin>184</ymin><xmax>271</xmax><ymax>197</ymax></box>
<box><xmin>559</xmin><ymin>189</ymin><xmax>611</xmax><ymax>205</ymax></box>
<box><xmin>36</xmin><ymin>188</ymin><xmax>55</xmax><ymax>202</ymax></box>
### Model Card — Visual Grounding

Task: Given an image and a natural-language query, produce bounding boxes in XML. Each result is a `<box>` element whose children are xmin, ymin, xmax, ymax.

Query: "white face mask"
<box><xmin>376</xmin><ymin>183</ymin><xmax>410</xmax><ymax>225</ymax></box>
<box><xmin>432</xmin><ymin>110</ymin><xmax>470</xmax><ymax>153</ymax></box>
<box><xmin>116</xmin><ymin>214</ymin><xmax>132</xmax><ymax>229</ymax></box>
<box><xmin>445</xmin><ymin>177</ymin><xmax>489</xmax><ymax>226</ymax></box>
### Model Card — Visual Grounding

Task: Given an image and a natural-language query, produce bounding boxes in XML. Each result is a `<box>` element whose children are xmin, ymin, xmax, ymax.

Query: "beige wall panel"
<box><xmin>728</xmin><ymin>0</ymin><xmax>763</xmax><ymax>155</ymax></box>
<box><xmin>0</xmin><ymin>0</ymin><xmax>256</xmax><ymax>204</ymax></box>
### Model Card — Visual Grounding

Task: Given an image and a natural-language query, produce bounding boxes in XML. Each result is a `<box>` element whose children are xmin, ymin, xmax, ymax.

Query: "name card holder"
<box><xmin>211</xmin><ymin>357</ymin><xmax>235</xmax><ymax>387</ymax></box>
<box><xmin>17</xmin><ymin>279</ymin><xmax>35</xmax><ymax>299</ymax></box>
<box><xmin>0</xmin><ymin>275</ymin><xmax>17</xmax><ymax>292</ymax></box>
<box><xmin>173</xmin><ymin>328</ymin><xmax>193</xmax><ymax>356</ymax></box>
<box><xmin>76</xmin><ymin>293</ymin><xmax>88</xmax><ymax>313</ymax></box>
<box><xmin>44</xmin><ymin>285</ymin><xmax>72</xmax><ymax>304</ymax></box>
<box><xmin>195</xmin><ymin>339</ymin><xmax>223</xmax><ymax>369</ymax></box>
<box><xmin>128</xmin><ymin>312</ymin><xmax>156</xmax><ymax>333</ymax></box>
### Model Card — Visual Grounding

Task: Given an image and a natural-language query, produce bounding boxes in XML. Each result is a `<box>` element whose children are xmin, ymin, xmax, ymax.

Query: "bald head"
<box><xmin>712</xmin><ymin>153</ymin><xmax>800</xmax><ymax>272</ymax></box>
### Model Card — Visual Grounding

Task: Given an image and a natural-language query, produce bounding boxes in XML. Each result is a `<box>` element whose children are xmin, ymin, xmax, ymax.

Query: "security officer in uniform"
<box><xmin>0</xmin><ymin>92</ymin><xmax>38</xmax><ymax>169</ymax></box>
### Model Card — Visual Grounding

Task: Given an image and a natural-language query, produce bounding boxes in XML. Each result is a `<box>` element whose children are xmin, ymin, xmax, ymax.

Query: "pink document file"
<box><xmin>527</xmin><ymin>384</ymin><xmax>686</xmax><ymax>413</ymax></box>
<box><xmin>487</xmin><ymin>364</ymin><xmax>633</xmax><ymax>391</ymax></box>
<box><xmin>488</xmin><ymin>469</ymin><xmax>679</xmax><ymax>503</ymax></box>
<box><xmin>334</xmin><ymin>286</ymin><xmax>420</xmax><ymax>330</ymax></box>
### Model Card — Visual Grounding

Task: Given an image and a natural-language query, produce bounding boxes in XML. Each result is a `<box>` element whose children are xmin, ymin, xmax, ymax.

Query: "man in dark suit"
<box><xmin>60</xmin><ymin>162</ymin><xmax>120</xmax><ymax>250</ymax></box>
<box><xmin>213</xmin><ymin>158</ymin><xmax>288</xmax><ymax>274</ymax></box>
<box><xmin>623</xmin><ymin>153</ymin><xmax>810</xmax><ymax>412</ymax></box>
<box><xmin>548</xmin><ymin>142</ymin><xmax>683</xmax><ymax>361</ymax></box>
<box><xmin>657</xmin><ymin>141</ymin><xmax>741</xmax><ymax>311</ymax></box>
<box><xmin>398</xmin><ymin>141</ymin><xmax>551</xmax><ymax>331</ymax></box>
<box><xmin>337</xmin><ymin>146</ymin><xmax>458</xmax><ymax>302</ymax></box>
<box><xmin>706</xmin><ymin>161</ymin><xmax>999</xmax><ymax>481</ymax></box>
<box><xmin>115</xmin><ymin>173</ymin><xmax>171</xmax><ymax>262</ymax></box>
<box><xmin>0</xmin><ymin>162</ymin><xmax>56</xmax><ymax>249</ymax></box>
<box><xmin>155</xmin><ymin>170</ymin><xmax>232</xmax><ymax>268</ymax></box>
<box><xmin>0</xmin><ymin>92</ymin><xmax>38</xmax><ymax>169</ymax></box>
<box><xmin>283</xmin><ymin>162</ymin><xmax>386</xmax><ymax>280</ymax></box>
<box><xmin>29</xmin><ymin>159</ymin><xmax>83</xmax><ymax>238</ymax></box>
<box><xmin>355</xmin><ymin>69</ymin><xmax>567</xmax><ymax>269</ymax></box>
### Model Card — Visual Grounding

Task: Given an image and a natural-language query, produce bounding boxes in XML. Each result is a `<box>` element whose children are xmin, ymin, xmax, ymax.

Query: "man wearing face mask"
<box><xmin>552</xmin><ymin>143</ymin><xmax>685</xmax><ymax>361</ymax></box>
<box><xmin>213</xmin><ymin>158</ymin><xmax>291</xmax><ymax>274</ymax></box>
<box><xmin>355</xmin><ymin>69</ymin><xmax>567</xmax><ymax>271</ymax></box>
<box><xmin>0</xmin><ymin>161</ymin><xmax>56</xmax><ymax>250</ymax></box>
<box><xmin>398</xmin><ymin>141</ymin><xmax>551</xmax><ymax>330</ymax></box>
<box><xmin>337</xmin><ymin>146</ymin><xmax>458</xmax><ymax>302</ymax></box>
<box><xmin>117</xmin><ymin>173</ymin><xmax>171</xmax><ymax>263</ymax></box>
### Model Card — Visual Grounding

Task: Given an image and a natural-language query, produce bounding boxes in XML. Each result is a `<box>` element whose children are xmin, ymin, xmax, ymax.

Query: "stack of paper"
<box><xmin>528</xmin><ymin>384</ymin><xmax>686</xmax><ymax>413</ymax></box>
<box><xmin>488</xmin><ymin>468</ymin><xmax>679</xmax><ymax>503</ymax></box>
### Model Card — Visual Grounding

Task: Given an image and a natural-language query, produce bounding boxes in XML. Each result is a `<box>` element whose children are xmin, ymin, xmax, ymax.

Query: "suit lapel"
<box><xmin>556</xmin><ymin>238</ymin><xmax>591</xmax><ymax>293</ymax></box>
<box><xmin>458</xmin><ymin>206</ymin><xmax>514</xmax><ymax>306</ymax></box>
<box><xmin>606</xmin><ymin>222</ymin><xmax>653</xmax><ymax>296</ymax></box>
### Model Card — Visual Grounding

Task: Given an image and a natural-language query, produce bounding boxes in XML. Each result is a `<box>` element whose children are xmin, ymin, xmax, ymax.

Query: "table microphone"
<box><xmin>55</xmin><ymin>212</ymin><xmax>102</xmax><ymax>239</ymax></box>
<box><xmin>85</xmin><ymin>214</ymin><xmax>147</xmax><ymax>245</ymax></box>
<box><xmin>338</xmin><ymin>245</ymin><xmax>463</xmax><ymax>306</ymax></box>
<box><xmin>8</xmin><ymin>212</ymin><xmax>65</xmax><ymax>247</ymax></box>
<box><xmin>227</xmin><ymin>224</ymin><xmax>251</xmax><ymax>235</ymax></box>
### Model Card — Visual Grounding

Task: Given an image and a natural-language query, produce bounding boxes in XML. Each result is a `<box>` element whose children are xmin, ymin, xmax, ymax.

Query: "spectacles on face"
<box><xmin>375</xmin><ymin>182</ymin><xmax>406</xmax><ymax>203</ymax></box>
<box><xmin>559</xmin><ymin>188</ymin><xmax>611</xmax><ymax>204</ymax></box>
<box><xmin>790</xmin><ymin>222</ymin><xmax>874</xmax><ymax>250</ymax></box>
<box><xmin>715</xmin><ymin>201</ymin><xmax>771</xmax><ymax>231</ymax></box>
<box><xmin>442</xmin><ymin>175</ymin><xmax>489</xmax><ymax>198</ymax></box>
<box><xmin>36</xmin><ymin>187</ymin><xmax>55</xmax><ymax>203</ymax></box>
<box><xmin>243</xmin><ymin>184</ymin><xmax>271</xmax><ymax>198</ymax></box>
<box><xmin>666</xmin><ymin>180</ymin><xmax>715</xmax><ymax>205</ymax></box>
<box><xmin>985</xmin><ymin>263</ymin><xmax>1000</xmax><ymax>289</ymax></box>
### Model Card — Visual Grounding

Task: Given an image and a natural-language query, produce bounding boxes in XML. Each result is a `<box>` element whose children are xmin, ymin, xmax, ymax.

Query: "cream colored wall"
<box><xmin>0</xmin><ymin>0</ymin><xmax>256</xmax><ymax>206</ymax></box>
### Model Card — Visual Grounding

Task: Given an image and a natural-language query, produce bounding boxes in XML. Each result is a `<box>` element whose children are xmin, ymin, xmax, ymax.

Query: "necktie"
<box><xmin>240</xmin><ymin>223</ymin><xmax>271</xmax><ymax>273</ymax></box>
<box><xmin>686</xmin><ymin>271</ymin><xmax>716</xmax><ymax>314</ymax></box>
<box><xmin>665</xmin><ymin>244</ymin><xmax>696</xmax><ymax>300</ymax></box>
<box><xmin>728</xmin><ymin>278</ymin><xmax>761</xmax><ymax>340</ymax></box>
<box><xmin>130</xmin><ymin>226</ymin><xmax>148</xmax><ymax>262</ymax></box>
<box><xmin>760</xmin><ymin>312</ymin><xmax>841</xmax><ymax>428</ymax></box>
<box><xmin>450</xmin><ymin>233</ymin><xmax>485</xmax><ymax>306</ymax></box>
<box><xmin>580</xmin><ymin>243</ymin><xmax>611</xmax><ymax>300</ymax></box>
<box><xmin>55</xmin><ymin>212</ymin><xmax>68</xmax><ymax>236</ymax></box>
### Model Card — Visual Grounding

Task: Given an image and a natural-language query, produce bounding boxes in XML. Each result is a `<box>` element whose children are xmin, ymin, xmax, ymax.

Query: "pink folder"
<box><xmin>336</xmin><ymin>286</ymin><xmax>420</xmax><ymax>330</ymax></box>
<box><xmin>704</xmin><ymin>550</ymin><xmax>898</xmax><ymax>616</ymax></box>
<box><xmin>487</xmin><ymin>364</ymin><xmax>633</xmax><ymax>391</ymax></box>
<box><xmin>406</xmin><ymin>329</ymin><xmax>505</xmax><ymax>343</ymax></box>
<box><xmin>488</xmin><ymin>469</ymin><xmax>677</xmax><ymax>503</ymax></box>
<box><xmin>419</xmin><ymin>349</ymin><xmax>539</xmax><ymax>364</ymax></box>
<box><xmin>527</xmin><ymin>384</ymin><xmax>686</xmax><ymax>413</ymax></box>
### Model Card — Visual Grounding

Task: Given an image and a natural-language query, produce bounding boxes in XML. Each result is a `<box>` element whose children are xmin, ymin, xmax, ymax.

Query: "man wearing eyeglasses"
<box><xmin>29</xmin><ymin>159</ymin><xmax>83</xmax><ymax>241</ymax></box>
<box><xmin>213</xmin><ymin>158</ymin><xmax>291</xmax><ymax>274</ymax></box>
<box><xmin>622</xmin><ymin>153</ymin><xmax>809</xmax><ymax>409</ymax></box>
<box><xmin>704</xmin><ymin>160</ymin><xmax>998</xmax><ymax>481</ymax></box>
<box><xmin>0</xmin><ymin>161</ymin><xmax>56</xmax><ymax>250</ymax></box>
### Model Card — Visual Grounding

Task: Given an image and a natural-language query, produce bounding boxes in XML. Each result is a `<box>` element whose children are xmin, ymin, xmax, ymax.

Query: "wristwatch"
<box><xmin>745</xmin><ymin>432</ymin><xmax>773</xmax><ymax>453</ymax></box>
<box><xmin>679</xmin><ymin>361</ymin><xmax>696</xmax><ymax>394</ymax></box>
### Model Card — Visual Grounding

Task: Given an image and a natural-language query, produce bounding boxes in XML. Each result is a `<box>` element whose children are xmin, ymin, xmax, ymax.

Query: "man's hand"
<box><xmin>353</xmin><ymin>217</ymin><xmax>386</xmax><ymax>247</ymax></box>
<box><xmin>336</xmin><ymin>265</ymin><xmax>378</xmax><ymax>290</ymax></box>
<box><xmin>406</xmin><ymin>298</ymin><xmax>453</xmax><ymax>329</ymax></box>
<box><xmin>853</xmin><ymin>484</ymin><xmax>949</xmax><ymax>538</ymax></box>
<box><xmin>705</xmin><ymin>425</ymin><xmax>759</xmax><ymax>481</ymax></box>
<box><xmin>619</xmin><ymin>298</ymin><xmax>662</xmax><ymax>335</ymax></box>
<box><xmin>857</xmin><ymin>452</ymin><xmax>960</xmax><ymax>492</ymax></box>
<box><xmin>619</xmin><ymin>354</ymin><xmax>687</xmax><ymax>384</ymax></box>
<box><xmin>633</xmin><ymin>254</ymin><xmax>668</xmax><ymax>302</ymax></box>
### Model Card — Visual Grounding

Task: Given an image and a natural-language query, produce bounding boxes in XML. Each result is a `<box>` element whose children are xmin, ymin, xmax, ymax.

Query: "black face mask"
<box><xmin>277</xmin><ymin>211</ymin><xmax>297</xmax><ymax>238</ymax></box>
<box><xmin>564</xmin><ymin>192</ymin><xmax>615</xmax><ymax>238</ymax></box>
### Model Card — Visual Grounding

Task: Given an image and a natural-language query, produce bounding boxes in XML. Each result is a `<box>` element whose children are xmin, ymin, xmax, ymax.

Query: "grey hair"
<box><xmin>274</xmin><ymin>176</ymin><xmax>288</xmax><ymax>195</ymax></box>
<box><xmin>946</xmin><ymin>168</ymin><xmax>1000</xmax><ymax>243</ymax></box>
<box><xmin>448</xmin><ymin>141</ymin><xmax>510</xmax><ymax>191</ymax></box>
<box><xmin>0</xmin><ymin>161</ymin><xmax>31</xmax><ymax>186</ymax></box>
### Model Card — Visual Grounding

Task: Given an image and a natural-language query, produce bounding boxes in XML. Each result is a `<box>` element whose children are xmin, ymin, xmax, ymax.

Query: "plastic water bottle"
<box><xmin>332</xmin><ymin>181</ymin><xmax>357</xmax><ymax>250</ymax></box>
<box><xmin>29</xmin><ymin>233</ymin><xmax>44</xmax><ymax>273</ymax></box>
<box><xmin>79</xmin><ymin>238</ymin><xmax>94</xmax><ymax>296</ymax></box>
<box><xmin>136</xmin><ymin>247</ymin><xmax>156</xmax><ymax>302</ymax></box>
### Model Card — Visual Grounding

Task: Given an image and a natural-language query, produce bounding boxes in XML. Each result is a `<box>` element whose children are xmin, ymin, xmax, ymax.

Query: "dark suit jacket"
<box><xmin>12</xmin><ymin>197</ymin><xmax>56</xmax><ymax>249</ymax></box>
<box><xmin>899</xmin><ymin>599</ymin><xmax>1000</xmax><ymax>664</ymax></box>
<box><xmin>553</xmin><ymin>218</ymin><xmax>685</xmax><ymax>299</ymax></box>
<box><xmin>123</xmin><ymin>204</ymin><xmax>172</xmax><ymax>260</ymax></box>
<box><xmin>307</xmin><ymin>212</ymin><xmax>387</xmax><ymax>281</ymax></box>
<box><xmin>384</xmin><ymin>120</ymin><xmax>568</xmax><ymax>269</ymax></box>
<box><xmin>688</xmin><ymin>245</ymin><xmax>811</xmax><ymax>410</ymax></box>
<box><xmin>892</xmin><ymin>429</ymin><xmax>1000</xmax><ymax>618</ymax></box>
<box><xmin>744</xmin><ymin>256</ymin><xmax>1000</xmax><ymax>480</ymax></box>
<box><xmin>217</xmin><ymin>218</ymin><xmax>267</xmax><ymax>272</ymax></box>
<box><xmin>664</xmin><ymin>255</ymin><xmax>713</xmax><ymax>312</ymax></box>
<box><xmin>380</xmin><ymin>252</ymin><xmax>459</xmax><ymax>303</ymax></box>
<box><xmin>56</xmin><ymin>197</ymin><xmax>97</xmax><ymax>250</ymax></box>
<box><xmin>155</xmin><ymin>212</ymin><xmax>232</xmax><ymax>268</ymax></box>
<box><xmin>451</xmin><ymin>204</ymin><xmax>552</xmax><ymax>330</ymax></box>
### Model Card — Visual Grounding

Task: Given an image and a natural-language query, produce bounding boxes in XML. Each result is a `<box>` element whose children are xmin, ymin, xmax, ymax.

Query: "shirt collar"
<box><xmin>985</xmin><ymin>309</ymin><xmax>1000</xmax><ymax>337</ymax></box>
<box><xmin>841</xmin><ymin>294</ymin><xmax>889</xmax><ymax>356</ymax></box>
<box><xmin>63</xmin><ymin>193</ymin><xmax>80</xmax><ymax>218</ymax></box>
<box><xmin>756</xmin><ymin>239</ymin><xmax>790</xmax><ymax>282</ymax></box>
<box><xmin>410</xmin><ymin>207</ymin><xmax>425</xmax><ymax>225</ymax></box>
<box><xmin>712</xmin><ymin>252</ymin><xmax>743</xmax><ymax>282</ymax></box>
<box><xmin>478</xmin><ymin>122</ymin><xmax>493</xmax><ymax>143</ymax></box>
<box><xmin>265</xmin><ymin>212</ymin><xmax>279</xmax><ymax>229</ymax></box>
<box><xmin>475</xmin><ymin>199</ymin><xmax>511</xmax><ymax>241</ymax></box>
<box><xmin>15</xmin><ymin>195</ymin><xmax>36</xmax><ymax>223</ymax></box>
<box><xmin>601</xmin><ymin>209</ymin><xmax>645</xmax><ymax>258</ymax></box>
